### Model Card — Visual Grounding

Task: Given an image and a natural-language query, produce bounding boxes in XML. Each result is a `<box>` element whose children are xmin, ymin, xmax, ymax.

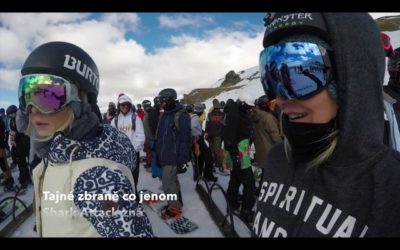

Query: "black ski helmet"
<box><xmin>158</xmin><ymin>88</ymin><xmax>177</xmax><ymax>101</ymax></box>
<box><xmin>6</xmin><ymin>105</ymin><xmax>18</xmax><ymax>115</ymax></box>
<box><xmin>21</xmin><ymin>41</ymin><xmax>100</xmax><ymax>104</ymax></box>
<box><xmin>142</xmin><ymin>100</ymin><xmax>152</xmax><ymax>109</ymax></box>
<box><xmin>185</xmin><ymin>104</ymin><xmax>194</xmax><ymax>113</ymax></box>
<box><xmin>153</xmin><ymin>96</ymin><xmax>161</xmax><ymax>108</ymax></box>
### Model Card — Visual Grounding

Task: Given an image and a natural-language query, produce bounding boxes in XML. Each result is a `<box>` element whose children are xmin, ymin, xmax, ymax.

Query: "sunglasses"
<box><xmin>18</xmin><ymin>74</ymin><xmax>79</xmax><ymax>114</ymax></box>
<box><xmin>119</xmin><ymin>102</ymin><xmax>132</xmax><ymax>108</ymax></box>
<box><xmin>259</xmin><ymin>42</ymin><xmax>334</xmax><ymax>101</ymax></box>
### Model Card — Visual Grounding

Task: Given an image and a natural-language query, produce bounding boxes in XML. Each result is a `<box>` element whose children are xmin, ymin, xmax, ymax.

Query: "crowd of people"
<box><xmin>1</xmin><ymin>12</ymin><xmax>400</xmax><ymax>237</ymax></box>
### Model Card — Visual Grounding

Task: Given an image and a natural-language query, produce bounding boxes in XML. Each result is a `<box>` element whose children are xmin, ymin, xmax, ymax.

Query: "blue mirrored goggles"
<box><xmin>259</xmin><ymin>42</ymin><xmax>334</xmax><ymax>100</ymax></box>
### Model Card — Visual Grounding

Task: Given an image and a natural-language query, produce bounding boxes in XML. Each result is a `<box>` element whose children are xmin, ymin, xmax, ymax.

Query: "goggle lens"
<box><xmin>259</xmin><ymin>42</ymin><xmax>333</xmax><ymax>100</ymax></box>
<box><xmin>18</xmin><ymin>74</ymin><xmax>71</xmax><ymax>114</ymax></box>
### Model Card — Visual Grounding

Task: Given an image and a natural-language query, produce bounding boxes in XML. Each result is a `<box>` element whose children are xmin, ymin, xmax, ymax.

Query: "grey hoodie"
<box><xmin>253</xmin><ymin>13</ymin><xmax>400</xmax><ymax>237</ymax></box>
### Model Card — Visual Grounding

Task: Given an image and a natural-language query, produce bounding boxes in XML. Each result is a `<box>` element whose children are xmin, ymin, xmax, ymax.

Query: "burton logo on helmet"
<box><xmin>63</xmin><ymin>54</ymin><xmax>99</xmax><ymax>92</ymax></box>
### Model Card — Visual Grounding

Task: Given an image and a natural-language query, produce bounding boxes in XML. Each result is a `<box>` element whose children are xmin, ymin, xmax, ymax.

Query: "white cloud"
<box><xmin>0</xmin><ymin>13</ymin><xmax>89</xmax><ymax>39</ymax></box>
<box><xmin>0</xmin><ymin>13</ymin><xmax>263</xmax><ymax>110</ymax></box>
<box><xmin>158</xmin><ymin>14</ymin><xmax>214</xmax><ymax>29</ymax></box>
<box><xmin>0</xmin><ymin>13</ymin><xmax>90</xmax><ymax>65</ymax></box>
<box><xmin>100</xmin><ymin>13</ymin><xmax>141</xmax><ymax>33</ymax></box>
<box><xmin>0</xmin><ymin>28</ymin><xmax>30</xmax><ymax>65</ymax></box>
<box><xmin>0</xmin><ymin>68</ymin><xmax>20</xmax><ymax>90</ymax></box>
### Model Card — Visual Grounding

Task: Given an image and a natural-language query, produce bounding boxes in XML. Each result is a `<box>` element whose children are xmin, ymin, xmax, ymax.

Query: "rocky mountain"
<box><xmin>182</xmin><ymin>68</ymin><xmax>260</xmax><ymax>104</ymax></box>
<box><xmin>376</xmin><ymin>15</ymin><xmax>400</xmax><ymax>31</ymax></box>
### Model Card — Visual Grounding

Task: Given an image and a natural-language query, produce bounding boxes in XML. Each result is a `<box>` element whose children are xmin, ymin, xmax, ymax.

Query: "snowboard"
<box><xmin>0</xmin><ymin>185</ymin><xmax>27</xmax><ymax>197</ymax></box>
<box><xmin>139</xmin><ymin>189</ymin><xmax>199</xmax><ymax>234</ymax></box>
<box><xmin>213</xmin><ymin>167</ymin><xmax>230</xmax><ymax>176</ymax></box>
<box><xmin>0</xmin><ymin>198</ymin><xmax>24</xmax><ymax>223</ymax></box>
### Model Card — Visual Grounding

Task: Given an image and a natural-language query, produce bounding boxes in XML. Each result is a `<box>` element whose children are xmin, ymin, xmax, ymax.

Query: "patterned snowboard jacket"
<box><xmin>32</xmin><ymin>125</ymin><xmax>153</xmax><ymax>237</ymax></box>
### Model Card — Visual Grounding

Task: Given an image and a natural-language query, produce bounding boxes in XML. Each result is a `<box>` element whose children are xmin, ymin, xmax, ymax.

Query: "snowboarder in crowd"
<box><xmin>249</xmin><ymin>95</ymin><xmax>282</xmax><ymax>195</ymax></box>
<box><xmin>136</xmin><ymin>103</ymin><xmax>145</xmax><ymax>120</ymax></box>
<box><xmin>111</xmin><ymin>93</ymin><xmax>145</xmax><ymax>198</ymax></box>
<box><xmin>102</xmin><ymin>102</ymin><xmax>117</xmax><ymax>124</ymax></box>
<box><xmin>189</xmin><ymin>104</ymin><xmax>218</xmax><ymax>182</ymax></box>
<box><xmin>253</xmin><ymin>12</ymin><xmax>400</xmax><ymax>237</ymax></box>
<box><xmin>18</xmin><ymin>41</ymin><xmax>153</xmax><ymax>237</ymax></box>
<box><xmin>0</xmin><ymin>108</ymin><xmax>10</xmax><ymax>152</ymax></box>
<box><xmin>381</xmin><ymin>32</ymin><xmax>400</xmax><ymax>151</ymax></box>
<box><xmin>0</xmin><ymin>111</ymin><xmax>15</xmax><ymax>192</ymax></box>
<box><xmin>205</xmin><ymin>99</ymin><xmax>225</xmax><ymax>173</ymax></box>
<box><xmin>195</xmin><ymin>102</ymin><xmax>206</xmax><ymax>126</ymax></box>
<box><xmin>155</xmin><ymin>88</ymin><xmax>191</xmax><ymax>220</ymax></box>
<box><xmin>7</xmin><ymin>107</ymin><xmax>19</xmax><ymax>170</ymax></box>
<box><xmin>223</xmin><ymin>99</ymin><xmax>255</xmax><ymax>224</ymax></box>
<box><xmin>149</xmin><ymin>96</ymin><xmax>163</xmax><ymax>179</ymax></box>
<box><xmin>142</xmin><ymin>100</ymin><xmax>152</xmax><ymax>168</ymax></box>
<box><xmin>7</xmin><ymin>105</ymin><xmax>31</xmax><ymax>188</ymax></box>
<box><xmin>381</xmin><ymin>32</ymin><xmax>394</xmax><ymax>58</ymax></box>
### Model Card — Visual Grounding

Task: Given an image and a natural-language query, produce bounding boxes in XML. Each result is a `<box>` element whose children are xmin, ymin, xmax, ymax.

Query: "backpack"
<box><xmin>114</xmin><ymin>112</ymin><xmax>136</xmax><ymax>131</ymax></box>
<box><xmin>173</xmin><ymin>108</ymin><xmax>188</xmax><ymax>132</ymax></box>
<box><xmin>155</xmin><ymin>108</ymin><xmax>187</xmax><ymax>138</ymax></box>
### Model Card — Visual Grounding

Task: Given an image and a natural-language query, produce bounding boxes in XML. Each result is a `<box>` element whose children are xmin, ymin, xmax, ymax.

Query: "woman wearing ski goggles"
<box><xmin>253</xmin><ymin>13</ymin><xmax>400</xmax><ymax>238</ymax></box>
<box><xmin>18</xmin><ymin>74</ymin><xmax>80</xmax><ymax>137</ymax></box>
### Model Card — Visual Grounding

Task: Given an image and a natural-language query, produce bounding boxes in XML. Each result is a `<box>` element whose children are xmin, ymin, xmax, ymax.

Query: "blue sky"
<box><xmin>0</xmin><ymin>13</ymin><xmax>396</xmax><ymax>111</ymax></box>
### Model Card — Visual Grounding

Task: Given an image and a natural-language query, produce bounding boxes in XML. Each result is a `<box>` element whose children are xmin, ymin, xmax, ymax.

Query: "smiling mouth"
<box><xmin>287</xmin><ymin>113</ymin><xmax>308</xmax><ymax>121</ymax></box>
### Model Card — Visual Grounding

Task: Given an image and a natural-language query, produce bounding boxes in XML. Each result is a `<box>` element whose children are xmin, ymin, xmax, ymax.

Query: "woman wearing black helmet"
<box><xmin>18</xmin><ymin>41</ymin><xmax>153</xmax><ymax>237</ymax></box>
<box><xmin>253</xmin><ymin>13</ymin><xmax>400</xmax><ymax>237</ymax></box>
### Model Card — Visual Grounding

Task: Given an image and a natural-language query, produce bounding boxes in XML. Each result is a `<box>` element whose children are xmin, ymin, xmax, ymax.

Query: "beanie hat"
<box><xmin>263</xmin><ymin>12</ymin><xmax>330</xmax><ymax>48</ymax></box>
<box><xmin>212</xmin><ymin>99</ymin><xmax>221</xmax><ymax>109</ymax></box>
<box><xmin>118</xmin><ymin>94</ymin><xmax>133</xmax><ymax>104</ymax></box>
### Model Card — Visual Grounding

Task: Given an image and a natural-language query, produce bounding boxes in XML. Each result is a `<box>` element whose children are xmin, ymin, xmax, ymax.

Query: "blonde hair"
<box><xmin>284</xmin><ymin>130</ymin><xmax>338</xmax><ymax>169</ymax></box>
<box><xmin>27</xmin><ymin>108</ymin><xmax>75</xmax><ymax>141</ymax></box>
